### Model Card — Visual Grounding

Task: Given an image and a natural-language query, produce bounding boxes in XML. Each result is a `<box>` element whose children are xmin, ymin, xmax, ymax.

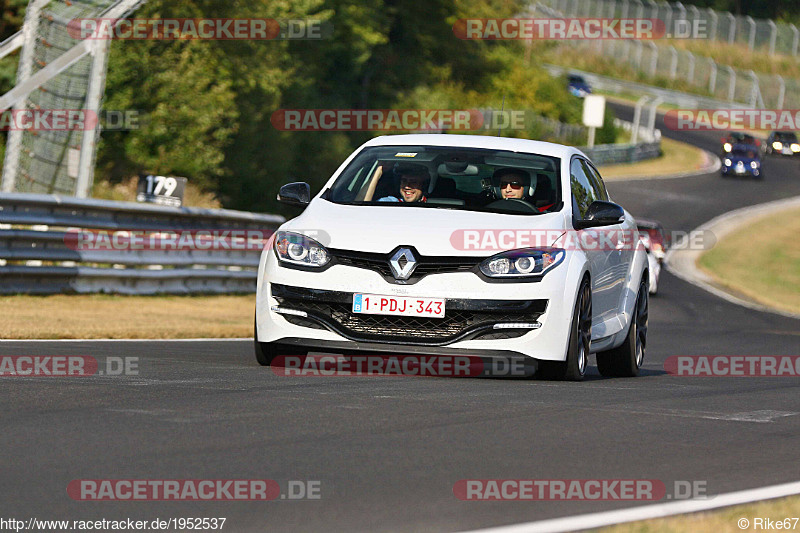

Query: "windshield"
<box><xmin>326</xmin><ymin>145</ymin><xmax>562</xmax><ymax>215</ymax></box>
<box><xmin>774</xmin><ymin>132</ymin><xmax>798</xmax><ymax>142</ymax></box>
<box><xmin>731</xmin><ymin>147</ymin><xmax>757</xmax><ymax>158</ymax></box>
<box><xmin>731</xmin><ymin>145</ymin><xmax>757</xmax><ymax>159</ymax></box>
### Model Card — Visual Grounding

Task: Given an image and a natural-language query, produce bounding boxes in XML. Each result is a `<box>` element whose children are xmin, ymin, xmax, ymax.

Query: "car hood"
<box><xmin>281</xmin><ymin>199</ymin><xmax>568</xmax><ymax>256</ymax></box>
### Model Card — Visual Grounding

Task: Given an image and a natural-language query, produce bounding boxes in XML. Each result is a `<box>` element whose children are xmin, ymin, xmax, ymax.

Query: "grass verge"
<box><xmin>698</xmin><ymin>207</ymin><xmax>800</xmax><ymax>315</ymax></box>
<box><xmin>600</xmin><ymin>495</ymin><xmax>800</xmax><ymax>532</ymax></box>
<box><xmin>0</xmin><ymin>294</ymin><xmax>254</xmax><ymax>339</ymax></box>
<box><xmin>599</xmin><ymin>137</ymin><xmax>710</xmax><ymax>180</ymax></box>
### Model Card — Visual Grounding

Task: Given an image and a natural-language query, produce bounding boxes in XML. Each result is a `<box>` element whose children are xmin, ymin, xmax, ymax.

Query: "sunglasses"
<box><xmin>500</xmin><ymin>180</ymin><xmax>523</xmax><ymax>189</ymax></box>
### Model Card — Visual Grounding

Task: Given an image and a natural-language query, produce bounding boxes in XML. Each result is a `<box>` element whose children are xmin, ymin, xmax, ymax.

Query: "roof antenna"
<box><xmin>497</xmin><ymin>95</ymin><xmax>506</xmax><ymax>137</ymax></box>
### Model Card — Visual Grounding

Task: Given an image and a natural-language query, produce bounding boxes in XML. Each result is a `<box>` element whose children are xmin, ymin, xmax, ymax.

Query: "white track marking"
<box><xmin>459</xmin><ymin>480</ymin><xmax>800</xmax><ymax>533</ymax></box>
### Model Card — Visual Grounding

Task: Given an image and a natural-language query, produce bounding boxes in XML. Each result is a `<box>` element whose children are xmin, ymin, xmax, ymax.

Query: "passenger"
<box><xmin>379</xmin><ymin>165</ymin><xmax>429</xmax><ymax>203</ymax></box>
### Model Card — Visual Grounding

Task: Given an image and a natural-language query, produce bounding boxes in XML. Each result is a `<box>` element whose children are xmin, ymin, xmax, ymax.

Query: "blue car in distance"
<box><xmin>567</xmin><ymin>74</ymin><xmax>592</xmax><ymax>98</ymax></box>
<box><xmin>721</xmin><ymin>144</ymin><xmax>762</xmax><ymax>180</ymax></box>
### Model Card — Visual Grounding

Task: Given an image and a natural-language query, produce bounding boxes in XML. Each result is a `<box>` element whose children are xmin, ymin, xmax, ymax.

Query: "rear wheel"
<box><xmin>596</xmin><ymin>277</ymin><xmax>648</xmax><ymax>377</ymax></box>
<box><xmin>539</xmin><ymin>278</ymin><xmax>591</xmax><ymax>381</ymax></box>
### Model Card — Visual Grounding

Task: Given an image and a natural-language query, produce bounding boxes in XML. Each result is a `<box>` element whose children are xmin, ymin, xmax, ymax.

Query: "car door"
<box><xmin>583</xmin><ymin>159</ymin><xmax>633</xmax><ymax>321</ymax></box>
<box><xmin>569</xmin><ymin>157</ymin><xmax>614</xmax><ymax>328</ymax></box>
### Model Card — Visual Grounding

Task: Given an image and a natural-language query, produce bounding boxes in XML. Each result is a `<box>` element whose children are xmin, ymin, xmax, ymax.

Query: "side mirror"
<box><xmin>574</xmin><ymin>201</ymin><xmax>625</xmax><ymax>229</ymax></box>
<box><xmin>277</xmin><ymin>182</ymin><xmax>311</xmax><ymax>207</ymax></box>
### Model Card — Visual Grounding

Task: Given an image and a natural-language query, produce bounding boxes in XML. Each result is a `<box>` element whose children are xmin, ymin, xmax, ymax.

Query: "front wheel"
<box><xmin>596</xmin><ymin>277</ymin><xmax>648</xmax><ymax>377</ymax></box>
<box><xmin>539</xmin><ymin>278</ymin><xmax>591</xmax><ymax>381</ymax></box>
<box><xmin>254</xmin><ymin>316</ymin><xmax>307</xmax><ymax>366</ymax></box>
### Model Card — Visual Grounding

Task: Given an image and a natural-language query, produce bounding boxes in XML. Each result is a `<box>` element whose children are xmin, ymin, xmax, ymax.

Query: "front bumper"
<box><xmin>256</xmin><ymin>251</ymin><xmax>578</xmax><ymax>362</ymax></box>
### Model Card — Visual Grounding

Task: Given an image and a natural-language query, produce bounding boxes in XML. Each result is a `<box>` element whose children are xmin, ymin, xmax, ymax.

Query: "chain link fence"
<box><xmin>546</xmin><ymin>0</ymin><xmax>799</xmax><ymax>57</ymax></box>
<box><xmin>532</xmin><ymin>1</ymin><xmax>800</xmax><ymax>109</ymax></box>
<box><xmin>1</xmin><ymin>0</ymin><xmax>144</xmax><ymax>197</ymax></box>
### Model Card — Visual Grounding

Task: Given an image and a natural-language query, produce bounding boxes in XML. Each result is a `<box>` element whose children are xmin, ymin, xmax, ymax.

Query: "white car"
<box><xmin>255</xmin><ymin>134</ymin><xmax>649</xmax><ymax>380</ymax></box>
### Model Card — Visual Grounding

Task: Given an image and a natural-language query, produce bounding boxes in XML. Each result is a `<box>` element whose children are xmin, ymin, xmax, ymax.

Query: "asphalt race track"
<box><xmin>2</xmin><ymin>106</ymin><xmax>800</xmax><ymax>532</ymax></box>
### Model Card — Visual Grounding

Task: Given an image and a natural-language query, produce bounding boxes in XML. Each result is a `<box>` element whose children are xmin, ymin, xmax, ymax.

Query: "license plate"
<box><xmin>783</xmin><ymin>147</ymin><xmax>793</xmax><ymax>155</ymax></box>
<box><xmin>352</xmin><ymin>293</ymin><xmax>445</xmax><ymax>318</ymax></box>
<box><xmin>735</xmin><ymin>167</ymin><xmax>745</xmax><ymax>174</ymax></box>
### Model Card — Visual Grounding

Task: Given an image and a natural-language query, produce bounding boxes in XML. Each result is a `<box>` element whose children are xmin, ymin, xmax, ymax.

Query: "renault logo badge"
<box><xmin>389</xmin><ymin>248</ymin><xmax>418</xmax><ymax>280</ymax></box>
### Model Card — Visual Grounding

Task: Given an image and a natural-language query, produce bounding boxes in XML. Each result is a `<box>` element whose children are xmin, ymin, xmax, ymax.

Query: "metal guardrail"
<box><xmin>0</xmin><ymin>193</ymin><xmax>285</xmax><ymax>295</ymax></box>
<box><xmin>581</xmin><ymin>140</ymin><xmax>661</xmax><ymax>166</ymax></box>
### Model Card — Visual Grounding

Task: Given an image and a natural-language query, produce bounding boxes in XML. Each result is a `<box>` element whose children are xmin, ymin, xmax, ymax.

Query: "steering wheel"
<box><xmin>484</xmin><ymin>199</ymin><xmax>539</xmax><ymax>213</ymax></box>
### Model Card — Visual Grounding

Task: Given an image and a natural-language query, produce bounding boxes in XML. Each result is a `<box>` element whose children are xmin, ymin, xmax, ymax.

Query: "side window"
<box><xmin>570</xmin><ymin>158</ymin><xmax>597</xmax><ymax>219</ymax></box>
<box><xmin>582</xmin><ymin>160</ymin><xmax>609</xmax><ymax>201</ymax></box>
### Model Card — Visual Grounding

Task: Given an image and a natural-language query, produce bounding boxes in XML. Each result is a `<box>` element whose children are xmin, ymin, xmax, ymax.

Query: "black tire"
<box><xmin>539</xmin><ymin>277</ymin><xmax>591</xmax><ymax>381</ymax></box>
<box><xmin>254</xmin><ymin>316</ymin><xmax>307</xmax><ymax>366</ymax></box>
<box><xmin>596</xmin><ymin>277</ymin><xmax>648</xmax><ymax>378</ymax></box>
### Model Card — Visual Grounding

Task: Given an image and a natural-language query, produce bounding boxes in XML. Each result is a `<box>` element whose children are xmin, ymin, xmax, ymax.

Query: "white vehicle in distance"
<box><xmin>255</xmin><ymin>134</ymin><xmax>649</xmax><ymax>380</ymax></box>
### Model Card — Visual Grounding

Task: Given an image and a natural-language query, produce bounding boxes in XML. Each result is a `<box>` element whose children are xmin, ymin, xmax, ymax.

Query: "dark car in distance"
<box><xmin>764</xmin><ymin>131</ymin><xmax>799</xmax><ymax>156</ymax></box>
<box><xmin>721</xmin><ymin>144</ymin><xmax>762</xmax><ymax>179</ymax></box>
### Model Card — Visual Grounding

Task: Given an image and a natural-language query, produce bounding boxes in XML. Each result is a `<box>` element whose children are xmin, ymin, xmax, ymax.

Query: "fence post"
<box><xmin>646</xmin><ymin>97</ymin><xmax>663</xmax><ymax>140</ymax></box>
<box><xmin>726</xmin><ymin>12</ymin><xmax>735</xmax><ymax>44</ymax></box>
<box><xmin>634</xmin><ymin>40</ymin><xmax>644</xmax><ymax>69</ymax></box>
<box><xmin>707</xmin><ymin>9</ymin><xmax>718</xmax><ymax>42</ymax></box>
<box><xmin>75</xmin><ymin>39</ymin><xmax>112</xmax><ymax>199</ymax></box>
<box><xmin>662</xmin><ymin>1</ymin><xmax>672</xmax><ymax>38</ymax></box>
<box><xmin>768</xmin><ymin>20</ymin><xmax>777</xmax><ymax>56</ymax></box>
<box><xmin>724</xmin><ymin>66</ymin><xmax>736</xmax><ymax>102</ymax></box>
<box><xmin>669</xmin><ymin>46</ymin><xmax>678</xmax><ymax>80</ymax></box>
<box><xmin>791</xmin><ymin>25</ymin><xmax>799</xmax><ymax>57</ymax></box>
<box><xmin>708</xmin><ymin>58</ymin><xmax>717</xmax><ymax>94</ymax></box>
<box><xmin>687</xmin><ymin>51</ymin><xmax>695</xmax><ymax>85</ymax></box>
<box><xmin>776</xmin><ymin>76</ymin><xmax>785</xmax><ymax>110</ymax></box>
<box><xmin>631</xmin><ymin>95</ymin><xmax>649</xmax><ymax>144</ymax></box>
<box><xmin>675</xmin><ymin>2</ymin><xmax>686</xmax><ymax>24</ymax></box>
<box><xmin>648</xmin><ymin>42</ymin><xmax>658</xmax><ymax>78</ymax></box>
<box><xmin>747</xmin><ymin>71</ymin><xmax>760</xmax><ymax>108</ymax></box>
<box><xmin>746</xmin><ymin>16</ymin><xmax>755</xmax><ymax>51</ymax></box>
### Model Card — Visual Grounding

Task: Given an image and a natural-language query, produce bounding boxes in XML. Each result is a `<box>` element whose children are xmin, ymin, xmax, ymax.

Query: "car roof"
<box><xmin>362</xmin><ymin>134</ymin><xmax>583</xmax><ymax>161</ymax></box>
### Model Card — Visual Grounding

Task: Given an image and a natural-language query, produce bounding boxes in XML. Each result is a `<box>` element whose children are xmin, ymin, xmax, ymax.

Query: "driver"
<box><xmin>494</xmin><ymin>168</ymin><xmax>531</xmax><ymax>200</ymax></box>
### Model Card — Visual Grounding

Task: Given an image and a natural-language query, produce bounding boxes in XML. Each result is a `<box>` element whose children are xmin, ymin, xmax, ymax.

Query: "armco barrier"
<box><xmin>0</xmin><ymin>193</ymin><xmax>285</xmax><ymax>294</ymax></box>
<box><xmin>581</xmin><ymin>140</ymin><xmax>662</xmax><ymax>166</ymax></box>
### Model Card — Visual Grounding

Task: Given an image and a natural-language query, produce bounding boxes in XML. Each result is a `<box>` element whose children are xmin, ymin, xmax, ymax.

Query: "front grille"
<box><xmin>331</xmin><ymin>248</ymin><xmax>480</xmax><ymax>281</ymax></box>
<box><xmin>272</xmin><ymin>285</ymin><xmax>546</xmax><ymax>345</ymax></box>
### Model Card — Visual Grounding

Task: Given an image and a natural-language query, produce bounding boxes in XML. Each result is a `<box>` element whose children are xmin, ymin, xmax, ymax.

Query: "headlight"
<box><xmin>723</xmin><ymin>143</ymin><xmax>732</xmax><ymax>152</ymax></box>
<box><xmin>724</xmin><ymin>158</ymin><xmax>732</xmax><ymax>166</ymax></box>
<box><xmin>791</xmin><ymin>143</ymin><xmax>800</xmax><ymax>152</ymax></box>
<box><xmin>773</xmin><ymin>141</ymin><xmax>783</xmax><ymax>150</ymax></box>
<box><xmin>750</xmin><ymin>161</ymin><xmax>759</xmax><ymax>169</ymax></box>
<box><xmin>479</xmin><ymin>248</ymin><xmax>565</xmax><ymax>278</ymax></box>
<box><xmin>274</xmin><ymin>231</ymin><xmax>330</xmax><ymax>268</ymax></box>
